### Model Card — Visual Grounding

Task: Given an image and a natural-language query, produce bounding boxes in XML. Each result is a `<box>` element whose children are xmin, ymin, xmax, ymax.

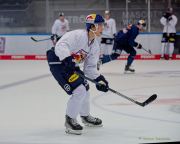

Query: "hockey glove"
<box><xmin>168</xmin><ymin>16</ymin><xmax>172</xmax><ymax>21</ymax></box>
<box><xmin>95</xmin><ymin>75</ymin><xmax>109</xmax><ymax>92</ymax></box>
<box><xmin>163</xmin><ymin>12</ymin><xmax>172</xmax><ymax>19</ymax></box>
<box><xmin>51</xmin><ymin>34</ymin><xmax>58</xmax><ymax>41</ymax></box>
<box><xmin>136</xmin><ymin>43</ymin><xmax>142</xmax><ymax>49</ymax></box>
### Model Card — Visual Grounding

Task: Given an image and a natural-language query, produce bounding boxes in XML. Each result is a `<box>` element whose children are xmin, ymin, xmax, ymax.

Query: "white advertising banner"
<box><xmin>0</xmin><ymin>35</ymin><xmax>53</xmax><ymax>55</ymax></box>
<box><xmin>0</xmin><ymin>34</ymin><xmax>162</xmax><ymax>55</ymax></box>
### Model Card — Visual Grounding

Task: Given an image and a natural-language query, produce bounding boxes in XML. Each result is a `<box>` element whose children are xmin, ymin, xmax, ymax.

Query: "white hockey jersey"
<box><xmin>51</xmin><ymin>19</ymin><xmax>70</xmax><ymax>37</ymax></box>
<box><xmin>55</xmin><ymin>29</ymin><xmax>100</xmax><ymax>79</ymax></box>
<box><xmin>160</xmin><ymin>15</ymin><xmax>177</xmax><ymax>33</ymax></box>
<box><xmin>102</xmin><ymin>18</ymin><xmax>116</xmax><ymax>38</ymax></box>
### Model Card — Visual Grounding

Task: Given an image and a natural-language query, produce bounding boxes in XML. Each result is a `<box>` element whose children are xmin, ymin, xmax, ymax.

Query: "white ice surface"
<box><xmin>0</xmin><ymin>60</ymin><xmax>180</xmax><ymax>144</ymax></box>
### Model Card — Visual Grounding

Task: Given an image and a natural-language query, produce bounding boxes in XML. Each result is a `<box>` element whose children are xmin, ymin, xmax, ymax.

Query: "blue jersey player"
<box><xmin>98</xmin><ymin>20</ymin><xmax>146</xmax><ymax>73</ymax></box>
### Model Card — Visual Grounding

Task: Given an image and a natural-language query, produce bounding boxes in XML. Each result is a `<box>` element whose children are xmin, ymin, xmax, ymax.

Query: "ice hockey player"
<box><xmin>160</xmin><ymin>7</ymin><xmax>177</xmax><ymax>60</ymax></box>
<box><xmin>98</xmin><ymin>20</ymin><xmax>146</xmax><ymax>73</ymax></box>
<box><xmin>51</xmin><ymin>12</ymin><xmax>70</xmax><ymax>44</ymax></box>
<box><xmin>99</xmin><ymin>10</ymin><xmax>116</xmax><ymax>67</ymax></box>
<box><xmin>46</xmin><ymin>14</ymin><xmax>109</xmax><ymax>135</ymax></box>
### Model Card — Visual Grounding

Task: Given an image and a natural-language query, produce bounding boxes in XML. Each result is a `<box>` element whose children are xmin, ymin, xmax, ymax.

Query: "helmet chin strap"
<box><xmin>139</xmin><ymin>25</ymin><xmax>146</xmax><ymax>31</ymax></box>
<box><xmin>89</xmin><ymin>24</ymin><xmax>98</xmax><ymax>37</ymax></box>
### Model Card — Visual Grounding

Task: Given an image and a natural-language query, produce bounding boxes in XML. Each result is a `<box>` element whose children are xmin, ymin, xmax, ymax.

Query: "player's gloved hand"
<box><xmin>136</xmin><ymin>43</ymin><xmax>142</xmax><ymax>49</ymax></box>
<box><xmin>163</xmin><ymin>12</ymin><xmax>171</xmax><ymax>19</ymax></box>
<box><xmin>94</xmin><ymin>75</ymin><xmax>109</xmax><ymax>92</ymax></box>
<box><xmin>168</xmin><ymin>16</ymin><xmax>172</xmax><ymax>21</ymax></box>
<box><xmin>51</xmin><ymin>34</ymin><xmax>57</xmax><ymax>40</ymax></box>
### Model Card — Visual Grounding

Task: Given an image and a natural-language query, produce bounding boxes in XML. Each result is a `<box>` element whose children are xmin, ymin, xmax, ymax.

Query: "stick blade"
<box><xmin>148</xmin><ymin>49</ymin><xmax>152</xmax><ymax>54</ymax></box>
<box><xmin>30</xmin><ymin>37</ymin><xmax>38</xmax><ymax>42</ymax></box>
<box><xmin>142</xmin><ymin>94</ymin><xmax>157</xmax><ymax>107</ymax></box>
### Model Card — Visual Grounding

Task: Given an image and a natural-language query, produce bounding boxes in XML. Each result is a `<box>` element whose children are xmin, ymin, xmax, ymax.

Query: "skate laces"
<box><xmin>70</xmin><ymin>118</ymin><xmax>79</xmax><ymax>126</ymax></box>
<box><xmin>86</xmin><ymin>115</ymin><xmax>98</xmax><ymax>122</ymax></box>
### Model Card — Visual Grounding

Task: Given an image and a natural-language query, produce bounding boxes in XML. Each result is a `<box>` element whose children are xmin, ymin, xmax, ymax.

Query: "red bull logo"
<box><xmin>86</xmin><ymin>14</ymin><xmax>96</xmax><ymax>23</ymax></box>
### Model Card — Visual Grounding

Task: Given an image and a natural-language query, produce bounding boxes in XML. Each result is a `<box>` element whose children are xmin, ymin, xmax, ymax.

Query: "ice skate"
<box><xmin>81</xmin><ymin>115</ymin><xmax>103</xmax><ymax>127</ymax></box>
<box><xmin>124</xmin><ymin>65</ymin><xmax>135</xmax><ymax>73</ymax></box>
<box><xmin>65</xmin><ymin>115</ymin><xmax>83</xmax><ymax>135</ymax></box>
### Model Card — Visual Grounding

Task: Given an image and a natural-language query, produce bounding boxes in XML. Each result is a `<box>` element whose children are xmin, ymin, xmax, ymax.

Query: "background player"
<box><xmin>51</xmin><ymin>12</ymin><xmax>70</xmax><ymax>44</ymax></box>
<box><xmin>100</xmin><ymin>10</ymin><xmax>117</xmax><ymax>58</ymax></box>
<box><xmin>99</xmin><ymin>20</ymin><xmax>146</xmax><ymax>73</ymax></box>
<box><xmin>98</xmin><ymin>10</ymin><xmax>116</xmax><ymax>70</ymax></box>
<box><xmin>160</xmin><ymin>7</ymin><xmax>177</xmax><ymax>60</ymax></box>
<box><xmin>47</xmin><ymin>14</ymin><xmax>109</xmax><ymax>135</ymax></box>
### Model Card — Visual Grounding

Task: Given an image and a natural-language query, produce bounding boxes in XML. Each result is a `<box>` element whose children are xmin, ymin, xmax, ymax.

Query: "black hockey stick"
<box><xmin>142</xmin><ymin>47</ymin><xmax>152</xmax><ymax>55</ymax></box>
<box><xmin>48</xmin><ymin>62</ymin><xmax>157</xmax><ymax>107</ymax></box>
<box><xmin>30</xmin><ymin>36</ymin><xmax>52</xmax><ymax>42</ymax></box>
<box><xmin>76</xmin><ymin>72</ymin><xmax>157</xmax><ymax>107</ymax></box>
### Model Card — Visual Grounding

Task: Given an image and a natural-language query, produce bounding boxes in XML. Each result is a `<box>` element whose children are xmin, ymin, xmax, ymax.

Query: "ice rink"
<box><xmin>0</xmin><ymin>60</ymin><xmax>180</xmax><ymax>144</ymax></box>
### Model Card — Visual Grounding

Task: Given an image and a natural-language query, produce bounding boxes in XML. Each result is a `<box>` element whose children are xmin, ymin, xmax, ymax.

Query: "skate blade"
<box><xmin>83</xmin><ymin>123</ymin><xmax>103</xmax><ymax>127</ymax></box>
<box><xmin>124</xmin><ymin>71</ymin><xmax>135</xmax><ymax>74</ymax></box>
<box><xmin>65</xmin><ymin>128</ymin><xmax>82</xmax><ymax>135</ymax></box>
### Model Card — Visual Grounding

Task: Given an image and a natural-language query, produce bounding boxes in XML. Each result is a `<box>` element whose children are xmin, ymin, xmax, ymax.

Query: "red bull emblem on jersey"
<box><xmin>71</xmin><ymin>49</ymin><xmax>88</xmax><ymax>64</ymax></box>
